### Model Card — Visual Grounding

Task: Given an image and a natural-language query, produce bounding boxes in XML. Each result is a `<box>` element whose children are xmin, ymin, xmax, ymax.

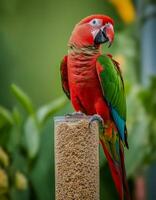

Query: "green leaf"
<box><xmin>6</xmin><ymin>108</ymin><xmax>22</xmax><ymax>152</ymax></box>
<box><xmin>37</xmin><ymin>96</ymin><xmax>67</xmax><ymax>125</ymax></box>
<box><xmin>24</xmin><ymin>116</ymin><xmax>40</xmax><ymax>159</ymax></box>
<box><xmin>11</xmin><ymin>84</ymin><xmax>35</xmax><ymax>115</ymax></box>
<box><xmin>12</xmin><ymin>107</ymin><xmax>22</xmax><ymax>126</ymax></box>
<box><xmin>0</xmin><ymin>106</ymin><xmax>14</xmax><ymax>129</ymax></box>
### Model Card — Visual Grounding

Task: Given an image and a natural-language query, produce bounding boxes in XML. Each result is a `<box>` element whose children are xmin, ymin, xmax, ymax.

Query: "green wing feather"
<box><xmin>97</xmin><ymin>54</ymin><xmax>126</xmax><ymax>119</ymax></box>
<box><xmin>96</xmin><ymin>55</ymin><xmax>130</xmax><ymax>199</ymax></box>
<box><xmin>96</xmin><ymin>54</ymin><xmax>128</xmax><ymax>145</ymax></box>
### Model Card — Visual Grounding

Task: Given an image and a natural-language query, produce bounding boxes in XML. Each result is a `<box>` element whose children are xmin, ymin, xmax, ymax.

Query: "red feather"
<box><xmin>100</xmin><ymin>139</ymin><xmax>123</xmax><ymax>200</ymax></box>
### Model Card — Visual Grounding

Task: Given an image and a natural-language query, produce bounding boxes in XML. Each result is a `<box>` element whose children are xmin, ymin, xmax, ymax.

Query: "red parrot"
<box><xmin>60</xmin><ymin>15</ymin><xmax>130</xmax><ymax>200</ymax></box>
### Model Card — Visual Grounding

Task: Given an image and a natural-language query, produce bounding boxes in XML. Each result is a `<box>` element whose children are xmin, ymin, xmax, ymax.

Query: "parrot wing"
<box><xmin>96</xmin><ymin>54</ymin><xmax>130</xmax><ymax>200</ymax></box>
<box><xmin>96</xmin><ymin>54</ymin><xmax>128</xmax><ymax>147</ymax></box>
<box><xmin>60</xmin><ymin>56</ymin><xmax>70</xmax><ymax>99</ymax></box>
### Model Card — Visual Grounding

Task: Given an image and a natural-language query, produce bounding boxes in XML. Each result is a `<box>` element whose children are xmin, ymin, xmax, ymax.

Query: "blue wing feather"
<box><xmin>111</xmin><ymin>106</ymin><xmax>125</xmax><ymax>141</ymax></box>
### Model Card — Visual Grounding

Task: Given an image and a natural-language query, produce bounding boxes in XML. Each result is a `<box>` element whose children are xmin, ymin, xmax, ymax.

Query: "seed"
<box><xmin>55</xmin><ymin>117</ymin><xmax>99</xmax><ymax>200</ymax></box>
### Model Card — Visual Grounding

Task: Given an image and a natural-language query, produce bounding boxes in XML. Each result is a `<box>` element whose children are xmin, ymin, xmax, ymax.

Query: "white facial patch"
<box><xmin>103</xmin><ymin>23</ymin><xmax>113</xmax><ymax>30</ymax></box>
<box><xmin>90</xmin><ymin>21</ymin><xmax>113</xmax><ymax>40</ymax></box>
<box><xmin>108</xmin><ymin>23</ymin><xmax>113</xmax><ymax>31</ymax></box>
<box><xmin>91</xmin><ymin>29</ymin><xmax>100</xmax><ymax>39</ymax></box>
<box><xmin>89</xmin><ymin>18</ymin><xmax>103</xmax><ymax>27</ymax></box>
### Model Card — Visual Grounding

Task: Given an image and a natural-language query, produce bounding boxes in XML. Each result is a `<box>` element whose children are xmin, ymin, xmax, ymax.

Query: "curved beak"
<box><xmin>94</xmin><ymin>23</ymin><xmax>114</xmax><ymax>47</ymax></box>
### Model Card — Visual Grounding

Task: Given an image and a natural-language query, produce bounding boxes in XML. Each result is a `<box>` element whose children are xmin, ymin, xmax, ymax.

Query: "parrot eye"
<box><xmin>89</xmin><ymin>19</ymin><xmax>102</xmax><ymax>27</ymax></box>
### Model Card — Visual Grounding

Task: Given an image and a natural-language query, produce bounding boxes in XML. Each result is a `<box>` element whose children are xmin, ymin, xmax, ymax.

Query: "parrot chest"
<box><xmin>68</xmin><ymin>60</ymin><xmax>99</xmax><ymax>91</ymax></box>
<box><xmin>68</xmin><ymin>60</ymin><xmax>110</xmax><ymax>119</ymax></box>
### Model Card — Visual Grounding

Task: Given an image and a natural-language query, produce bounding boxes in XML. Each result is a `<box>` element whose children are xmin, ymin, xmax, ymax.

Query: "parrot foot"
<box><xmin>65</xmin><ymin>111</ymin><xmax>86</xmax><ymax>118</ymax></box>
<box><xmin>89</xmin><ymin>114</ymin><xmax>105</xmax><ymax>136</ymax></box>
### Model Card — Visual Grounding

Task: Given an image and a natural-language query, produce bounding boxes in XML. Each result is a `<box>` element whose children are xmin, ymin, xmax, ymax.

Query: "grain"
<box><xmin>55</xmin><ymin>117</ymin><xmax>99</xmax><ymax>200</ymax></box>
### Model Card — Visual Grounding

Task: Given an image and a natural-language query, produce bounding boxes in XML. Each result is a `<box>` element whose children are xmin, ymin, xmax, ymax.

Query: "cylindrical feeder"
<box><xmin>54</xmin><ymin>116</ymin><xmax>99</xmax><ymax>200</ymax></box>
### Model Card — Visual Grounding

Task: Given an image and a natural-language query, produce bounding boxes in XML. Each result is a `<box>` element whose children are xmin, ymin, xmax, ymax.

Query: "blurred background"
<box><xmin>0</xmin><ymin>0</ymin><xmax>156</xmax><ymax>199</ymax></box>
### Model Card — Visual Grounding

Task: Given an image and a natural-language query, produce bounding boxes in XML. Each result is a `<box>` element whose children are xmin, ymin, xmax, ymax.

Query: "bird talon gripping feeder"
<box><xmin>54</xmin><ymin>116</ymin><xmax>99</xmax><ymax>200</ymax></box>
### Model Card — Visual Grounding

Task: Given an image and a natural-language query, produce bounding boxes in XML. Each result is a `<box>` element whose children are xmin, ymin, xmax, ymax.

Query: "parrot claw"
<box><xmin>89</xmin><ymin>114</ymin><xmax>105</xmax><ymax>136</ymax></box>
<box><xmin>65</xmin><ymin>111</ymin><xmax>86</xmax><ymax>118</ymax></box>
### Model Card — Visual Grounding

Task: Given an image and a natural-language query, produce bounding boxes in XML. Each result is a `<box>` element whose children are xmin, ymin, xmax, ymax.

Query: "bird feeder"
<box><xmin>54</xmin><ymin>116</ymin><xmax>99</xmax><ymax>200</ymax></box>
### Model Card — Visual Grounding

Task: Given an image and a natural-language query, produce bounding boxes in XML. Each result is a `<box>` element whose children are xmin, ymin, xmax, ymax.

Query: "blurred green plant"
<box><xmin>139</xmin><ymin>77</ymin><xmax>156</xmax><ymax>164</ymax></box>
<box><xmin>0</xmin><ymin>80</ymin><xmax>156</xmax><ymax>200</ymax></box>
<box><xmin>0</xmin><ymin>84</ymin><xmax>67</xmax><ymax>200</ymax></box>
<box><xmin>0</xmin><ymin>78</ymin><xmax>156</xmax><ymax>200</ymax></box>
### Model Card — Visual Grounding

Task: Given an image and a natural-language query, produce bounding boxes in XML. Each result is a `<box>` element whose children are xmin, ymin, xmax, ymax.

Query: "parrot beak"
<box><xmin>94</xmin><ymin>23</ymin><xmax>114</xmax><ymax>47</ymax></box>
<box><xmin>94</xmin><ymin>29</ymin><xmax>109</xmax><ymax>45</ymax></box>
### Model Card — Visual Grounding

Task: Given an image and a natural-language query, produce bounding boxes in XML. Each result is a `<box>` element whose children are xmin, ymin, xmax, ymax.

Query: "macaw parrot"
<box><xmin>60</xmin><ymin>15</ymin><xmax>130</xmax><ymax>200</ymax></box>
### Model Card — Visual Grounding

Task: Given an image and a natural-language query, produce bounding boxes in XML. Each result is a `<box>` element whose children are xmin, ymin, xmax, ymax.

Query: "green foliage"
<box><xmin>139</xmin><ymin>77</ymin><xmax>156</xmax><ymax>163</ymax></box>
<box><xmin>37</xmin><ymin>96</ymin><xmax>67</xmax><ymax>126</ymax></box>
<box><xmin>0</xmin><ymin>106</ymin><xmax>13</xmax><ymax>129</ymax></box>
<box><xmin>11</xmin><ymin>84</ymin><xmax>35</xmax><ymax>115</ymax></box>
<box><xmin>124</xmin><ymin>77</ymin><xmax>156</xmax><ymax>178</ymax></box>
<box><xmin>24</xmin><ymin>116</ymin><xmax>40</xmax><ymax>159</ymax></box>
<box><xmin>139</xmin><ymin>76</ymin><xmax>156</xmax><ymax>118</ymax></box>
<box><xmin>1</xmin><ymin>65</ymin><xmax>156</xmax><ymax>200</ymax></box>
<box><xmin>0</xmin><ymin>77</ymin><xmax>156</xmax><ymax>200</ymax></box>
<box><xmin>125</xmin><ymin>86</ymin><xmax>149</xmax><ymax>176</ymax></box>
<box><xmin>0</xmin><ymin>84</ymin><xmax>68</xmax><ymax>200</ymax></box>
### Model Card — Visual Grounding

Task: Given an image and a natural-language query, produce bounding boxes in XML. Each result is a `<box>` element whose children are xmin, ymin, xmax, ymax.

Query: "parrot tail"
<box><xmin>119</xmin><ymin>142</ymin><xmax>131</xmax><ymax>200</ymax></box>
<box><xmin>100</xmin><ymin>139</ymin><xmax>131</xmax><ymax>200</ymax></box>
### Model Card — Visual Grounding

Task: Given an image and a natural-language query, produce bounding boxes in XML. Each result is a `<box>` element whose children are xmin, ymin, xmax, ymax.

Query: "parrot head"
<box><xmin>69</xmin><ymin>15</ymin><xmax>114</xmax><ymax>48</ymax></box>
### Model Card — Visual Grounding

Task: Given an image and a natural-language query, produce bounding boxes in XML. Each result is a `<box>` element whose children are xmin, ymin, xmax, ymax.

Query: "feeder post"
<box><xmin>54</xmin><ymin>116</ymin><xmax>99</xmax><ymax>200</ymax></box>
